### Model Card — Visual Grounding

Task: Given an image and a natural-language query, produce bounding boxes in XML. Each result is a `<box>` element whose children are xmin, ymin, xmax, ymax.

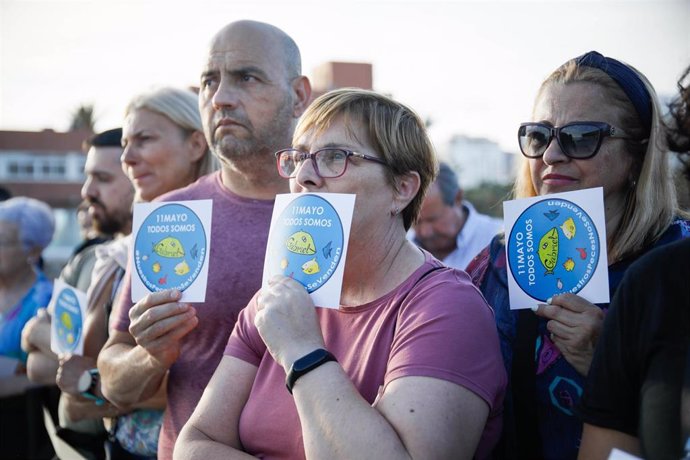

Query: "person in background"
<box><xmin>97</xmin><ymin>20</ymin><xmax>311</xmax><ymax>460</ymax></box>
<box><xmin>466</xmin><ymin>51</ymin><xmax>690</xmax><ymax>459</ymax></box>
<box><xmin>176</xmin><ymin>88</ymin><xmax>506</xmax><ymax>460</ymax></box>
<box><xmin>0</xmin><ymin>197</ymin><xmax>55</xmax><ymax>459</ymax></box>
<box><xmin>411</xmin><ymin>161</ymin><xmax>502</xmax><ymax>270</ymax></box>
<box><xmin>578</xmin><ymin>64</ymin><xmax>690</xmax><ymax>460</ymax></box>
<box><xmin>72</xmin><ymin>200</ymin><xmax>110</xmax><ymax>258</ymax></box>
<box><xmin>62</xmin><ymin>129</ymin><xmax>131</xmax><ymax>297</ymax></box>
<box><xmin>56</xmin><ymin>86</ymin><xmax>218</xmax><ymax>460</ymax></box>
<box><xmin>22</xmin><ymin>128</ymin><xmax>135</xmax><ymax>459</ymax></box>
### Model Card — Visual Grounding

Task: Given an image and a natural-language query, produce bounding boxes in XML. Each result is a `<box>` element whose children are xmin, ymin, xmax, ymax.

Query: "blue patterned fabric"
<box><xmin>0</xmin><ymin>270</ymin><xmax>52</xmax><ymax>363</ymax></box>
<box><xmin>469</xmin><ymin>218</ymin><xmax>690</xmax><ymax>459</ymax></box>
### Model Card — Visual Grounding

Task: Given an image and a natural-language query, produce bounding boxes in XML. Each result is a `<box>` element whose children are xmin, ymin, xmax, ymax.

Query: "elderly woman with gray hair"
<box><xmin>0</xmin><ymin>197</ymin><xmax>55</xmax><ymax>457</ymax></box>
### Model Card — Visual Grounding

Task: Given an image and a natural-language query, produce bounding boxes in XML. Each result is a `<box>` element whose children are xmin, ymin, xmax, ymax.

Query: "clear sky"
<box><xmin>1</xmin><ymin>0</ymin><xmax>688</xmax><ymax>153</ymax></box>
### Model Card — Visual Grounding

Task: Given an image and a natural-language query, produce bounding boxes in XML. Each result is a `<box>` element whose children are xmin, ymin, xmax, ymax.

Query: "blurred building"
<box><xmin>0</xmin><ymin>129</ymin><xmax>89</xmax><ymax>206</ymax></box>
<box><xmin>0</xmin><ymin>128</ymin><xmax>91</xmax><ymax>276</ymax></box>
<box><xmin>310</xmin><ymin>62</ymin><xmax>373</xmax><ymax>100</ymax></box>
<box><xmin>443</xmin><ymin>135</ymin><xmax>515</xmax><ymax>188</ymax></box>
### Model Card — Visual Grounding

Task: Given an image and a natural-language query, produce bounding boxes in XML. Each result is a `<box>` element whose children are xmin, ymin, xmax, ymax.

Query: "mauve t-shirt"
<box><xmin>111</xmin><ymin>172</ymin><xmax>275</xmax><ymax>460</ymax></box>
<box><xmin>225</xmin><ymin>254</ymin><xmax>507</xmax><ymax>459</ymax></box>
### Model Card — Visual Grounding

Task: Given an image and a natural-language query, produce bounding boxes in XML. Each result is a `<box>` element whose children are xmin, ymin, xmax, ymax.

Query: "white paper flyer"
<box><xmin>503</xmin><ymin>187</ymin><xmax>609</xmax><ymax>310</ymax></box>
<box><xmin>49</xmin><ymin>279</ymin><xmax>88</xmax><ymax>355</ymax></box>
<box><xmin>131</xmin><ymin>200</ymin><xmax>213</xmax><ymax>302</ymax></box>
<box><xmin>262</xmin><ymin>193</ymin><xmax>355</xmax><ymax>308</ymax></box>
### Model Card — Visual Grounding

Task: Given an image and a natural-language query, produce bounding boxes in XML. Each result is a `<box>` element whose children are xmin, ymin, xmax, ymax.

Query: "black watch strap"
<box><xmin>285</xmin><ymin>349</ymin><xmax>336</xmax><ymax>394</ymax></box>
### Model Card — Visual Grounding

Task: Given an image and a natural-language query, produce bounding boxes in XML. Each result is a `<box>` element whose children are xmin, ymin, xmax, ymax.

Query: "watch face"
<box><xmin>294</xmin><ymin>349</ymin><xmax>330</xmax><ymax>372</ymax></box>
<box><xmin>77</xmin><ymin>370</ymin><xmax>92</xmax><ymax>393</ymax></box>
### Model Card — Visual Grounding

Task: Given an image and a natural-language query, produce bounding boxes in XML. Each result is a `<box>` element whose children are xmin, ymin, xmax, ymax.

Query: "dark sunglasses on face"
<box><xmin>518</xmin><ymin>121</ymin><xmax>644</xmax><ymax>160</ymax></box>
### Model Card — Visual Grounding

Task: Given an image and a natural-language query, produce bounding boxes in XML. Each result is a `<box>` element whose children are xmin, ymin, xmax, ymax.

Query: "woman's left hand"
<box><xmin>534</xmin><ymin>293</ymin><xmax>605</xmax><ymax>376</ymax></box>
<box><xmin>255</xmin><ymin>275</ymin><xmax>326</xmax><ymax>372</ymax></box>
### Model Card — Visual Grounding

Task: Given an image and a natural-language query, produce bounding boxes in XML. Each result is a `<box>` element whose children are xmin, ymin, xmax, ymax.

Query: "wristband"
<box><xmin>285</xmin><ymin>349</ymin><xmax>336</xmax><ymax>394</ymax></box>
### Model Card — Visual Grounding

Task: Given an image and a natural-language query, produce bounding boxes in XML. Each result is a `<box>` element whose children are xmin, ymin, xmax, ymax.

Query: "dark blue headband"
<box><xmin>574</xmin><ymin>51</ymin><xmax>652</xmax><ymax>131</ymax></box>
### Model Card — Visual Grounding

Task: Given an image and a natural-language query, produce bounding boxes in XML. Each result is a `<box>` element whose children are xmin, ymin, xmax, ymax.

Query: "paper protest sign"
<box><xmin>263</xmin><ymin>193</ymin><xmax>355</xmax><ymax>308</ymax></box>
<box><xmin>131</xmin><ymin>200</ymin><xmax>212</xmax><ymax>302</ymax></box>
<box><xmin>503</xmin><ymin>187</ymin><xmax>609</xmax><ymax>310</ymax></box>
<box><xmin>50</xmin><ymin>279</ymin><xmax>87</xmax><ymax>355</ymax></box>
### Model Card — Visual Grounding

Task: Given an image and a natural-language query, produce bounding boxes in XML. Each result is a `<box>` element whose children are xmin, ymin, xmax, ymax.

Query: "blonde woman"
<box><xmin>467</xmin><ymin>51</ymin><xmax>690</xmax><ymax>459</ymax></box>
<box><xmin>56</xmin><ymin>87</ymin><xmax>219</xmax><ymax>459</ymax></box>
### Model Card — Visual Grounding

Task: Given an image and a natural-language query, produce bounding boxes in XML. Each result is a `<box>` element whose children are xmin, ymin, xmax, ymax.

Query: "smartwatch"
<box><xmin>285</xmin><ymin>349</ymin><xmax>337</xmax><ymax>394</ymax></box>
<box><xmin>77</xmin><ymin>368</ymin><xmax>106</xmax><ymax>406</ymax></box>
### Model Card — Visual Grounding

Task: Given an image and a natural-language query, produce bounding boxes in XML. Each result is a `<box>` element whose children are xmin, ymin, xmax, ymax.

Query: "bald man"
<box><xmin>411</xmin><ymin>162</ymin><xmax>502</xmax><ymax>270</ymax></box>
<box><xmin>98</xmin><ymin>21</ymin><xmax>311</xmax><ymax>459</ymax></box>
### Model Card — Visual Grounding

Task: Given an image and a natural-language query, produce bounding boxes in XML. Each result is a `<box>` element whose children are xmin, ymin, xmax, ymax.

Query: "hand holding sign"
<box><xmin>127</xmin><ymin>289</ymin><xmax>198</xmax><ymax>369</ymax></box>
<box><xmin>533</xmin><ymin>293</ymin><xmax>605</xmax><ymax>376</ymax></box>
<box><xmin>255</xmin><ymin>275</ymin><xmax>326</xmax><ymax>371</ymax></box>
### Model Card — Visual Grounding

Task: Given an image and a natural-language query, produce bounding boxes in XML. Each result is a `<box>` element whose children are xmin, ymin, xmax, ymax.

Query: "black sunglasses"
<box><xmin>518</xmin><ymin>121</ymin><xmax>643</xmax><ymax>160</ymax></box>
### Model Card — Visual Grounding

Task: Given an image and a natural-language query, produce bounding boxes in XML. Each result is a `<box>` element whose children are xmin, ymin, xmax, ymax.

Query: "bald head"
<box><xmin>198</xmin><ymin>20</ymin><xmax>311</xmax><ymax>182</ymax></box>
<box><xmin>209</xmin><ymin>20</ymin><xmax>301</xmax><ymax>79</ymax></box>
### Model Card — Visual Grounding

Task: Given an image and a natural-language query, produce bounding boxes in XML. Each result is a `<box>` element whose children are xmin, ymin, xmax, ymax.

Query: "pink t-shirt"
<box><xmin>225</xmin><ymin>254</ymin><xmax>507</xmax><ymax>459</ymax></box>
<box><xmin>111</xmin><ymin>172</ymin><xmax>275</xmax><ymax>460</ymax></box>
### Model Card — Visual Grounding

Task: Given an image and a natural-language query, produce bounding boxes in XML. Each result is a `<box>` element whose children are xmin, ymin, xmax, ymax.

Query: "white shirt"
<box><xmin>409</xmin><ymin>202</ymin><xmax>502</xmax><ymax>271</ymax></box>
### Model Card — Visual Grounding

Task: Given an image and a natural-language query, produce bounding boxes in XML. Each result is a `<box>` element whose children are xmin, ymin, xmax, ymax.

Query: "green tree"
<box><xmin>464</xmin><ymin>181</ymin><xmax>513</xmax><ymax>219</ymax></box>
<box><xmin>69</xmin><ymin>104</ymin><xmax>96</xmax><ymax>132</ymax></box>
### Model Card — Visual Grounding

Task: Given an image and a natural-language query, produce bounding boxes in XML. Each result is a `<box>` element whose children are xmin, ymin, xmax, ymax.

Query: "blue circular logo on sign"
<box><xmin>507</xmin><ymin>198</ymin><xmax>600</xmax><ymax>301</ymax></box>
<box><xmin>54</xmin><ymin>288</ymin><xmax>83</xmax><ymax>352</ymax></box>
<box><xmin>134</xmin><ymin>203</ymin><xmax>207</xmax><ymax>292</ymax></box>
<box><xmin>266</xmin><ymin>195</ymin><xmax>344</xmax><ymax>293</ymax></box>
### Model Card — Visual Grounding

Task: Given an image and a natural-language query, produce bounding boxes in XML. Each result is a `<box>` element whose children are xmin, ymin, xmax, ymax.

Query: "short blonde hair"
<box><xmin>125</xmin><ymin>87</ymin><xmax>218</xmax><ymax>179</ymax></box>
<box><xmin>294</xmin><ymin>88</ymin><xmax>437</xmax><ymax>230</ymax></box>
<box><xmin>515</xmin><ymin>59</ymin><xmax>679</xmax><ymax>262</ymax></box>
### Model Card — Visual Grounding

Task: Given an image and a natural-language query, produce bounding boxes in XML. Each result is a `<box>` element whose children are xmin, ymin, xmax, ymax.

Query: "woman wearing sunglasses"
<box><xmin>467</xmin><ymin>51</ymin><xmax>690</xmax><ymax>460</ymax></box>
<box><xmin>175</xmin><ymin>89</ymin><xmax>507</xmax><ymax>459</ymax></box>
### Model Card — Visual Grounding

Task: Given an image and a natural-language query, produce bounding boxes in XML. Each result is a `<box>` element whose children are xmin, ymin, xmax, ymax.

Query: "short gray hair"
<box><xmin>435</xmin><ymin>162</ymin><xmax>460</xmax><ymax>206</ymax></box>
<box><xmin>0</xmin><ymin>197</ymin><xmax>55</xmax><ymax>251</ymax></box>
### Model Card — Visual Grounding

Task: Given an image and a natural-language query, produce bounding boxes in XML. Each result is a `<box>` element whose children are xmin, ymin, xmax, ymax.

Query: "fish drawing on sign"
<box><xmin>576</xmin><ymin>248</ymin><xmax>587</xmax><ymax>260</ymax></box>
<box><xmin>322</xmin><ymin>241</ymin><xmax>333</xmax><ymax>259</ymax></box>
<box><xmin>556</xmin><ymin>278</ymin><xmax>563</xmax><ymax>290</ymax></box>
<box><xmin>280</xmin><ymin>258</ymin><xmax>289</xmax><ymax>270</ymax></box>
<box><xmin>563</xmin><ymin>258</ymin><xmax>575</xmax><ymax>272</ymax></box>
<box><xmin>543</xmin><ymin>209</ymin><xmax>560</xmax><ymax>221</ymax></box>
<box><xmin>560</xmin><ymin>217</ymin><xmax>576</xmax><ymax>240</ymax></box>
<box><xmin>301</xmin><ymin>258</ymin><xmax>320</xmax><ymax>275</ymax></box>
<box><xmin>153</xmin><ymin>237</ymin><xmax>185</xmax><ymax>258</ymax></box>
<box><xmin>174</xmin><ymin>260</ymin><xmax>190</xmax><ymax>275</ymax></box>
<box><xmin>538</xmin><ymin>228</ymin><xmax>559</xmax><ymax>275</ymax></box>
<box><xmin>286</xmin><ymin>231</ymin><xmax>316</xmax><ymax>255</ymax></box>
<box><xmin>61</xmin><ymin>312</ymin><xmax>73</xmax><ymax>331</ymax></box>
<box><xmin>152</xmin><ymin>262</ymin><xmax>161</xmax><ymax>273</ymax></box>
<box><xmin>158</xmin><ymin>274</ymin><xmax>168</xmax><ymax>285</ymax></box>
